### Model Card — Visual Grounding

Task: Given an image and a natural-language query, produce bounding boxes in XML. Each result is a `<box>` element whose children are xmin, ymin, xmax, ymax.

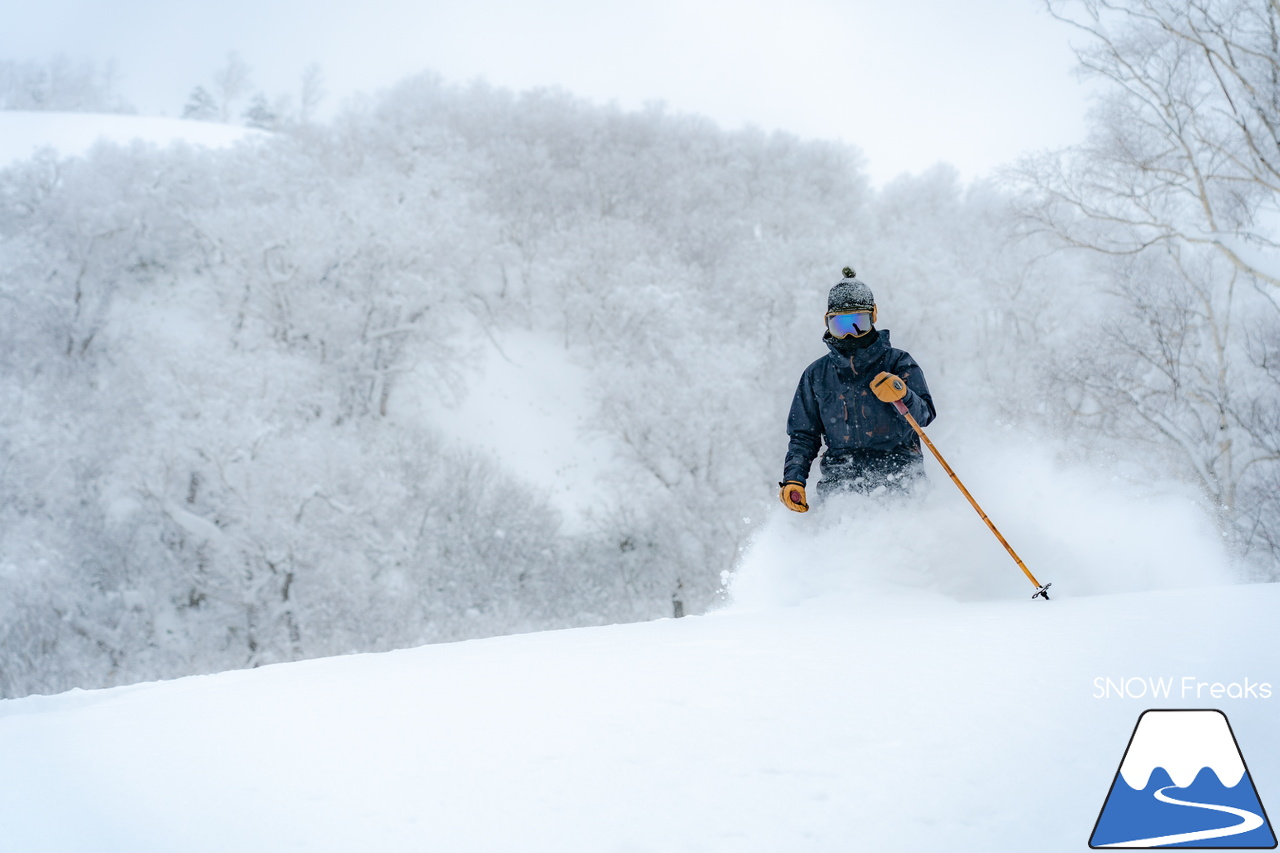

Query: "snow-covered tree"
<box><xmin>242</xmin><ymin>92</ymin><xmax>278</xmax><ymax>129</ymax></box>
<box><xmin>1029</xmin><ymin>0</ymin><xmax>1280</xmax><ymax>286</ymax></box>
<box><xmin>0</xmin><ymin>71</ymin><xmax>1191</xmax><ymax>701</ymax></box>
<box><xmin>1014</xmin><ymin>0</ymin><xmax>1280</xmax><ymax>571</ymax></box>
<box><xmin>211</xmin><ymin>52</ymin><xmax>253</xmax><ymax>123</ymax></box>
<box><xmin>182</xmin><ymin>86</ymin><xmax>218</xmax><ymax>121</ymax></box>
<box><xmin>0</xmin><ymin>56</ymin><xmax>133</xmax><ymax>113</ymax></box>
<box><xmin>299</xmin><ymin>63</ymin><xmax>325</xmax><ymax>124</ymax></box>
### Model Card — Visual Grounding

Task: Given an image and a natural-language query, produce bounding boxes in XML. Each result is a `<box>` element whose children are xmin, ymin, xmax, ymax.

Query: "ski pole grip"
<box><xmin>892</xmin><ymin>400</ymin><xmax>909</xmax><ymax>416</ymax></box>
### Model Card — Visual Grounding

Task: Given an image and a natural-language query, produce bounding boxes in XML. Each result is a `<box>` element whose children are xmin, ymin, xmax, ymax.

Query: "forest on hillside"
<box><xmin>3</xmin><ymin>0</ymin><xmax>1280</xmax><ymax>699</ymax></box>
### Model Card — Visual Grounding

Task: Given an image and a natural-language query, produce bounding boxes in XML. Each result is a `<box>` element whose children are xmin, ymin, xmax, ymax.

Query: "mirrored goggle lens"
<box><xmin>827</xmin><ymin>311</ymin><xmax>872</xmax><ymax>338</ymax></box>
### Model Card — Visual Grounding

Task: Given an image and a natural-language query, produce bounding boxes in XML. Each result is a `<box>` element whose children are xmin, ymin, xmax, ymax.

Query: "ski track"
<box><xmin>1099</xmin><ymin>785</ymin><xmax>1264</xmax><ymax>848</ymax></box>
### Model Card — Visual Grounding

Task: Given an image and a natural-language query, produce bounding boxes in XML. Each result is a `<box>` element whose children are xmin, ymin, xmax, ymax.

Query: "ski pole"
<box><xmin>888</xmin><ymin>398</ymin><xmax>1052</xmax><ymax>601</ymax></box>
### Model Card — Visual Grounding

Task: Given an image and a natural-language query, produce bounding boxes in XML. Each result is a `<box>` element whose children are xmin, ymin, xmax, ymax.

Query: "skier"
<box><xmin>779</xmin><ymin>267</ymin><xmax>936</xmax><ymax>512</ymax></box>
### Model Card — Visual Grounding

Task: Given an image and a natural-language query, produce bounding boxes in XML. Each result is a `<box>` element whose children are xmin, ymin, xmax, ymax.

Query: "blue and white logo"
<box><xmin>1090</xmin><ymin>709</ymin><xmax>1276</xmax><ymax>848</ymax></box>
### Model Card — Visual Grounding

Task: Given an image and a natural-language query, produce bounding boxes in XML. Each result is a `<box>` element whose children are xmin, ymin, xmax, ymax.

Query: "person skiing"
<box><xmin>779</xmin><ymin>267</ymin><xmax>936</xmax><ymax>512</ymax></box>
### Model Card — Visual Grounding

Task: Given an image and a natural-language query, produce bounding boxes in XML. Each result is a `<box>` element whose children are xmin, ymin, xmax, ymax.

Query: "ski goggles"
<box><xmin>825</xmin><ymin>311</ymin><xmax>873</xmax><ymax>338</ymax></box>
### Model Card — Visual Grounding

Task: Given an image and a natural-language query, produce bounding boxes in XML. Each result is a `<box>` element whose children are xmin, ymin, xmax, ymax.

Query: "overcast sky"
<box><xmin>3</xmin><ymin>0</ymin><xmax>1092</xmax><ymax>185</ymax></box>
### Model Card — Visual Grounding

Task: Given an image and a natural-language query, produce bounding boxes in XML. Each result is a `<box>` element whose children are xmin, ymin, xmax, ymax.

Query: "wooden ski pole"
<box><xmin>890</xmin><ymin>400</ymin><xmax>1051</xmax><ymax>600</ymax></box>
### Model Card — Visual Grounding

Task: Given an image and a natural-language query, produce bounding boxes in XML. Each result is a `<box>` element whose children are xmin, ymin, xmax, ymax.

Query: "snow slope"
<box><xmin>1</xmin><ymin>510</ymin><xmax>1276</xmax><ymax>852</ymax></box>
<box><xmin>0</xmin><ymin>111</ymin><xmax>260</xmax><ymax>167</ymax></box>
<box><xmin>2</xmin><ymin>307</ymin><xmax>1269</xmax><ymax>849</ymax></box>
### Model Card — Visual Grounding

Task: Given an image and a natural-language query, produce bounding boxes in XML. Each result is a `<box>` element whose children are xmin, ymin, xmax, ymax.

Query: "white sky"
<box><xmin>3</xmin><ymin>0</ymin><xmax>1091</xmax><ymax>185</ymax></box>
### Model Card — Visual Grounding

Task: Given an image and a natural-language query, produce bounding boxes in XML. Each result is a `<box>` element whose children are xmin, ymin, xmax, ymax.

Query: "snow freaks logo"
<box><xmin>1089</xmin><ymin>710</ymin><xmax>1277</xmax><ymax>848</ymax></box>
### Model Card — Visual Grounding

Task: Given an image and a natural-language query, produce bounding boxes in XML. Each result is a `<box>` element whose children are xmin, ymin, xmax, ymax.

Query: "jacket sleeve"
<box><xmin>892</xmin><ymin>352</ymin><xmax>936</xmax><ymax>427</ymax></box>
<box><xmin>782</xmin><ymin>367</ymin><xmax>824</xmax><ymax>485</ymax></box>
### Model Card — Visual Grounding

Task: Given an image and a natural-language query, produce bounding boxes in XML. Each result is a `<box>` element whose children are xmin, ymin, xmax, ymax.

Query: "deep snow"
<box><xmin>4</xmin><ymin>97</ymin><xmax>1277</xmax><ymax>853</ymax></box>
<box><xmin>1</xmin><ymin>482</ymin><xmax>1276</xmax><ymax>852</ymax></box>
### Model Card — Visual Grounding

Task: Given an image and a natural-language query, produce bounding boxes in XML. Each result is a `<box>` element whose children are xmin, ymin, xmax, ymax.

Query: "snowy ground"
<box><xmin>0</xmin><ymin>111</ymin><xmax>260</xmax><ymax>167</ymax></box>
<box><xmin>2</xmin><ymin>479</ymin><xmax>1276</xmax><ymax>852</ymax></box>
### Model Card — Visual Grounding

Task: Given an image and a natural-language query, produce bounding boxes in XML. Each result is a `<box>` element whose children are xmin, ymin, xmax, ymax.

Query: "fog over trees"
<box><xmin>0</xmin><ymin>57</ymin><xmax>133</xmax><ymax>114</ymax></box>
<box><xmin>3</xmin><ymin>0</ymin><xmax>1280</xmax><ymax>699</ymax></box>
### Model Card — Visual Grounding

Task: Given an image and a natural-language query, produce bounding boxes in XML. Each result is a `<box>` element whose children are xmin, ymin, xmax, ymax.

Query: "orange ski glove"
<box><xmin>871</xmin><ymin>371</ymin><xmax>908</xmax><ymax>403</ymax></box>
<box><xmin>779</xmin><ymin>480</ymin><xmax>809</xmax><ymax>513</ymax></box>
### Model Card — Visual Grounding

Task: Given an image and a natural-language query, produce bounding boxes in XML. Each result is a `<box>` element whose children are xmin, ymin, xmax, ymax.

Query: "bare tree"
<box><xmin>1023</xmin><ymin>0</ymin><xmax>1280</xmax><ymax>285</ymax></box>
<box><xmin>299</xmin><ymin>63</ymin><xmax>325</xmax><ymax>124</ymax></box>
<box><xmin>1016</xmin><ymin>0</ymin><xmax>1280</xmax><ymax>571</ymax></box>
<box><xmin>1056</xmin><ymin>248</ymin><xmax>1280</xmax><ymax>554</ymax></box>
<box><xmin>211</xmin><ymin>51</ymin><xmax>253</xmax><ymax>123</ymax></box>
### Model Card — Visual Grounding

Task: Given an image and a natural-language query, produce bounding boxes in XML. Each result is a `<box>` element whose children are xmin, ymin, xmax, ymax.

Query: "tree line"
<box><xmin>2</xmin><ymin>0</ymin><xmax>1278</xmax><ymax>698</ymax></box>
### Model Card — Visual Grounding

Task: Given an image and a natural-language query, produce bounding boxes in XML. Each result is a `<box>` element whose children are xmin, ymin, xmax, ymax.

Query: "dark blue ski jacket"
<box><xmin>783</xmin><ymin>329</ymin><xmax>936</xmax><ymax>486</ymax></box>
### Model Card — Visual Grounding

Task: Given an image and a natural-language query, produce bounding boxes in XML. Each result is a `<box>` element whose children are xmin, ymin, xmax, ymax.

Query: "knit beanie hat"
<box><xmin>827</xmin><ymin>266</ymin><xmax>875</xmax><ymax>313</ymax></box>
